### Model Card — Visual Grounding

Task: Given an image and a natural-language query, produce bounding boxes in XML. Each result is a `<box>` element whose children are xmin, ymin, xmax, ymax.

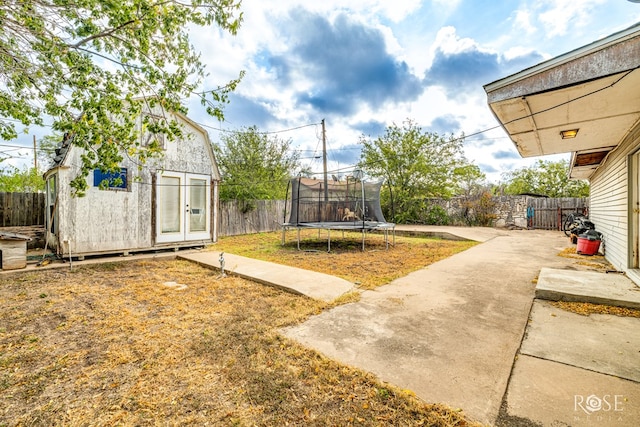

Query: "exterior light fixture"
<box><xmin>560</xmin><ymin>129</ymin><xmax>579</xmax><ymax>139</ymax></box>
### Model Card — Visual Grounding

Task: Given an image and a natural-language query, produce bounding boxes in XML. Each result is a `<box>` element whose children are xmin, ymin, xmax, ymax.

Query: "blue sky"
<box><xmin>5</xmin><ymin>0</ymin><xmax>640</xmax><ymax>183</ymax></box>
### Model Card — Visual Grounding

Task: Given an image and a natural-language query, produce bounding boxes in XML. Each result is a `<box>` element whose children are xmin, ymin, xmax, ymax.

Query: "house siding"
<box><xmin>589</xmin><ymin>122</ymin><xmax>640</xmax><ymax>272</ymax></box>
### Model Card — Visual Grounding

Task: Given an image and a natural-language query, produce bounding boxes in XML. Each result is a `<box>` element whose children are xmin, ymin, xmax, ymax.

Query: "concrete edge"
<box><xmin>393</xmin><ymin>230</ymin><xmax>472</xmax><ymax>241</ymax></box>
<box><xmin>176</xmin><ymin>255</ymin><xmax>309</xmax><ymax>298</ymax></box>
<box><xmin>535</xmin><ymin>288</ymin><xmax>640</xmax><ymax>310</ymax></box>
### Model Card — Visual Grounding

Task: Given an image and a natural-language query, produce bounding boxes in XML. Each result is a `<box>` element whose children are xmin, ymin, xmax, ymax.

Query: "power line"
<box><xmin>3</xmin><ymin>65</ymin><xmax>636</xmax><ymax>160</ymax></box>
<box><xmin>198</xmin><ymin>121</ymin><xmax>321</xmax><ymax>135</ymax></box>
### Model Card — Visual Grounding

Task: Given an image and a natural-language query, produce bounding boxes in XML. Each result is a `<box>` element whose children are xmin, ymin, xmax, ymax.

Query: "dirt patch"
<box><xmin>0</xmin><ymin>259</ymin><xmax>482</xmax><ymax>426</ymax></box>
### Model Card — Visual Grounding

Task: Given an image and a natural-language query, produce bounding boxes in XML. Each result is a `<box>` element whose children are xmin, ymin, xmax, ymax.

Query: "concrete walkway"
<box><xmin>275</xmin><ymin>227</ymin><xmax>640</xmax><ymax>426</ymax></box>
<box><xmin>282</xmin><ymin>228</ymin><xmax>581</xmax><ymax>424</ymax></box>
<box><xmin>536</xmin><ymin>267</ymin><xmax>640</xmax><ymax>309</ymax></box>
<box><xmin>179</xmin><ymin>251</ymin><xmax>355</xmax><ymax>302</ymax></box>
<box><xmin>394</xmin><ymin>224</ymin><xmax>510</xmax><ymax>242</ymax></box>
<box><xmin>182</xmin><ymin>226</ymin><xmax>640</xmax><ymax>425</ymax></box>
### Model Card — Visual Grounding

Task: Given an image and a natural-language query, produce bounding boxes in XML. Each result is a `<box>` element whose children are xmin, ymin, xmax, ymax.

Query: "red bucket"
<box><xmin>577</xmin><ymin>237</ymin><xmax>601</xmax><ymax>255</ymax></box>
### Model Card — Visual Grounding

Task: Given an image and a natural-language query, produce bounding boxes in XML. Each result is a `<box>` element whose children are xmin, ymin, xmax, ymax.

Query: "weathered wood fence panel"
<box><xmin>0</xmin><ymin>192</ymin><xmax>45</xmax><ymax>227</ymax></box>
<box><xmin>0</xmin><ymin>194</ymin><xmax>592</xmax><ymax>237</ymax></box>
<box><xmin>527</xmin><ymin>197</ymin><xmax>589</xmax><ymax>230</ymax></box>
<box><xmin>218</xmin><ymin>200</ymin><xmax>286</xmax><ymax>237</ymax></box>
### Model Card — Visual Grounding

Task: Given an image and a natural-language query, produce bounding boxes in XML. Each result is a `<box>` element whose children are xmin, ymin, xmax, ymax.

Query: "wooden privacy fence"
<box><xmin>0</xmin><ymin>192</ymin><xmax>45</xmax><ymax>227</ymax></box>
<box><xmin>0</xmin><ymin>194</ymin><xmax>591</xmax><ymax>236</ymax></box>
<box><xmin>526</xmin><ymin>197</ymin><xmax>589</xmax><ymax>230</ymax></box>
<box><xmin>218</xmin><ymin>199</ymin><xmax>286</xmax><ymax>237</ymax></box>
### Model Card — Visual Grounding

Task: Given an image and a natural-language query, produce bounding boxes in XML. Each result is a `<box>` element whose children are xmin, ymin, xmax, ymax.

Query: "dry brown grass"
<box><xmin>550</xmin><ymin>301</ymin><xmax>640</xmax><ymax>318</ymax></box>
<box><xmin>557</xmin><ymin>246</ymin><xmax>613</xmax><ymax>272</ymax></box>
<box><xmin>0</xmin><ymin>249</ymin><xmax>482</xmax><ymax>425</ymax></box>
<box><xmin>213</xmin><ymin>230</ymin><xmax>478</xmax><ymax>290</ymax></box>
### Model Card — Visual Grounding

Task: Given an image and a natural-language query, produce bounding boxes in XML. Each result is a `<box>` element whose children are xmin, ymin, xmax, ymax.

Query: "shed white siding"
<box><xmin>56</xmin><ymin>148</ymin><xmax>149</xmax><ymax>255</ymax></box>
<box><xmin>589</xmin><ymin>122</ymin><xmax>640</xmax><ymax>272</ymax></box>
<box><xmin>45</xmin><ymin>109</ymin><xmax>220</xmax><ymax>257</ymax></box>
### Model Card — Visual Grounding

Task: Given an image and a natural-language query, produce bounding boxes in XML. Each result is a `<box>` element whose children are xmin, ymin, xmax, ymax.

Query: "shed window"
<box><xmin>93</xmin><ymin>168</ymin><xmax>128</xmax><ymax>190</ymax></box>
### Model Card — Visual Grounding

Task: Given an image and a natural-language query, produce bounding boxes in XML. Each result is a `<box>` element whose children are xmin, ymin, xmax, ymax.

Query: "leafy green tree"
<box><xmin>0</xmin><ymin>166</ymin><xmax>44</xmax><ymax>192</ymax></box>
<box><xmin>0</xmin><ymin>0</ymin><xmax>243</xmax><ymax>195</ymax></box>
<box><xmin>36</xmin><ymin>133</ymin><xmax>64</xmax><ymax>171</ymax></box>
<box><xmin>358</xmin><ymin>119</ymin><xmax>483</xmax><ymax>223</ymax></box>
<box><xmin>501</xmin><ymin>159</ymin><xmax>589</xmax><ymax>197</ymax></box>
<box><xmin>454</xmin><ymin>163</ymin><xmax>487</xmax><ymax>196</ymax></box>
<box><xmin>0</xmin><ymin>132</ymin><xmax>64</xmax><ymax>192</ymax></box>
<box><xmin>214</xmin><ymin>126</ymin><xmax>301</xmax><ymax>201</ymax></box>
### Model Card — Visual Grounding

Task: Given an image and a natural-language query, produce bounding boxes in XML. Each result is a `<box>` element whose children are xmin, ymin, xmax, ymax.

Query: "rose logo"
<box><xmin>585</xmin><ymin>395</ymin><xmax>603</xmax><ymax>413</ymax></box>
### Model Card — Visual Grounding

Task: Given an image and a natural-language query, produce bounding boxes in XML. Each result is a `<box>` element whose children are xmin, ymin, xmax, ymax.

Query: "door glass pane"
<box><xmin>47</xmin><ymin>175</ymin><xmax>57</xmax><ymax>233</ymax></box>
<box><xmin>189</xmin><ymin>178</ymin><xmax>207</xmax><ymax>232</ymax></box>
<box><xmin>160</xmin><ymin>176</ymin><xmax>181</xmax><ymax>233</ymax></box>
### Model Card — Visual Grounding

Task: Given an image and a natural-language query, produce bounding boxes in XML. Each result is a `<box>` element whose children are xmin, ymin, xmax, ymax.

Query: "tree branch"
<box><xmin>70</xmin><ymin>19</ymin><xmax>139</xmax><ymax>49</ymax></box>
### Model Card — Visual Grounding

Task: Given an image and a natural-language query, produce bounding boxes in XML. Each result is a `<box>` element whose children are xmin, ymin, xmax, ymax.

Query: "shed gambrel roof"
<box><xmin>44</xmin><ymin>109</ymin><xmax>220</xmax><ymax>180</ymax></box>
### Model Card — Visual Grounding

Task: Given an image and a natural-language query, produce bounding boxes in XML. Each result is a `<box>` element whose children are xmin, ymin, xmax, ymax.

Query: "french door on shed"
<box><xmin>156</xmin><ymin>171</ymin><xmax>211</xmax><ymax>243</ymax></box>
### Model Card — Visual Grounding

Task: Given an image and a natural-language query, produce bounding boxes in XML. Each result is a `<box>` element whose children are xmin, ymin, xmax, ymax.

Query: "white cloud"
<box><xmin>536</xmin><ymin>0</ymin><xmax>608</xmax><ymax>38</ymax></box>
<box><xmin>433</xmin><ymin>26</ymin><xmax>482</xmax><ymax>54</ymax></box>
<box><xmin>512</xmin><ymin>9</ymin><xmax>537</xmax><ymax>36</ymax></box>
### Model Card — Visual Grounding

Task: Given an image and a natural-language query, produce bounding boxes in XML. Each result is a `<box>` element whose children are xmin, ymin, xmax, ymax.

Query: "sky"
<box><xmin>4</xmin><ymin>0</ymin><xmax>640</xmax><ymax>183</ymax></box>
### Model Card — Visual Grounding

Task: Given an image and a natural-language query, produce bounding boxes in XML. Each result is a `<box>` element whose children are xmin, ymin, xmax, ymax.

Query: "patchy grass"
<box><xmin>550</xmin><ymin>301</ymin><xmax>640</xmax><ymax>318</ymax></box>
<box><xmin>557</xmin><ymin>247</ymin><xmax>614</xmax><ymax>272</ymax></box>
<box><xmin>213</xmin><ymin>230</ymin><xmax>478</xmax><ymax>290</ymax></box>
<box><xmin>554</xmin><ymin>247</ymin><xmax>639</xmax><ymax>318</ymax></box>
<box><xmin>551</xmin><ymin>301</ymin><xmax>640</xmax><ymax>318</ymax></box>
<box><xmin>0</xmin><ymin>259</ymin><xmax>482</xmax><ymax>426</ymax></box>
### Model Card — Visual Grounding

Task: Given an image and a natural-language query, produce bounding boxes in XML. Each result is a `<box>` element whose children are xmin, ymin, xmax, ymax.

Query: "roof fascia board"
<box><xmin>484</xmin><ymin>22</ymin><xmax>640</xmax><ymax>94</ymax></box>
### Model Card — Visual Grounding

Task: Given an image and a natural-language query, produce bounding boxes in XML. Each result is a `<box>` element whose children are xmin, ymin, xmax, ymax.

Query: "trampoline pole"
<box><xmin>284</xmin><ymin>179</ymin><xmax>290</xmax><ymax>225</ymax></box>
<box><xmin>328</xmin><ymin>229</ymin><xmax>331</xmax><ymax>252</ymax></box>
<box><xmin>361</xmin><ymin>228</ymin><xmax>365</xmax><ymax>251</ymax></box>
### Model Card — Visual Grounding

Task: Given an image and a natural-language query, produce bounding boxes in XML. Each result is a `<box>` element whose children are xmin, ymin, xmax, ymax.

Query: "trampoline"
<box><xmin>282</xmin><ymin>175</ymin><xmax>395</xmax><ymax>251</ymax></box>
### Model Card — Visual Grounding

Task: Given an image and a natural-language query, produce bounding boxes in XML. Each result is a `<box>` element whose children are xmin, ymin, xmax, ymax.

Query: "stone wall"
<box><xmin>424</xmin><ymin>195</ymin><xmax>529</xmax><ymax>228</ymax></box>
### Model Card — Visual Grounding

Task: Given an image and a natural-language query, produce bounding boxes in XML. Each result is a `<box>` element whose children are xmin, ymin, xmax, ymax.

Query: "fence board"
<box><xmin>527</xmin><ymin>197</ymin><xmax>589</xmax><ymax>230</ymax></box>
<box><xmin>218</xmin><ymin>200</ymin><xmax>286</xmax><ymax>237</ymax></box>
<box><xmin>0</xmin><ymin>192</ymin><xmax>45</xmax><ymax>227</ymax></box>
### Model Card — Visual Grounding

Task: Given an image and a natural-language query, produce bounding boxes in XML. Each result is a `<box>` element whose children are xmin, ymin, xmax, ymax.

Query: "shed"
<box><xmin>0</xmin><ymin>231</ymin><xmax>32</xmax><ymax>270</ymax></box>
<box><xmin>484</xmin><ymin>22</ymin><xmax>640</xmax><ymax>284</ymax></box>
<box><xmin>43</xmin><ymin>107</ymin><xmax>220</xmax><ymax>259</ymax></box>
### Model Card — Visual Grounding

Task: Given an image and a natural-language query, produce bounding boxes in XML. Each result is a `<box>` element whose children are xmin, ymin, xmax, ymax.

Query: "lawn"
<box><xmin>213</xmin><ymin>229</ymin><xmax>478</xmax><ymax>290</ymax></box>
<box><xmin>0</xmin><ymin>233</ymin><xmax>482</xmax><ymax>426</ymax></box>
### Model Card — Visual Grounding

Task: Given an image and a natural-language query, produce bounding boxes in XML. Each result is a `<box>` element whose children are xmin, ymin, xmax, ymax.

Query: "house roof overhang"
<box><xmin>484</xmin><ymin>22</ymin><xmax>640</xmax><ymax>179</ymax></box>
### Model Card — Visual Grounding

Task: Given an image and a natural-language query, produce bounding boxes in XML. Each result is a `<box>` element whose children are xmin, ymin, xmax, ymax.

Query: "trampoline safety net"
<box><xmin>284</xmin><ymin>176</ymin><xmax>389</xmax><ymax>227</ymax></box>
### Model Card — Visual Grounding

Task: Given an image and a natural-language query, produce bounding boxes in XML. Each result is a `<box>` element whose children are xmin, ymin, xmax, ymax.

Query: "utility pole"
<box><xmin>322</xmin><ymin>118</ymin><xmax>328</xmax><ymax>202</ymax></box>
<box><xmin>33</xmin><ymin>135</ymin><xmax>37</xmax><ymax>170</ymax></box>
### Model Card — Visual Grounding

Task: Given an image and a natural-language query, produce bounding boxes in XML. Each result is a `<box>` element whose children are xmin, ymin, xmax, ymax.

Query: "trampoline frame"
<box><xmin>281</xmin><ymin>221</ymin><xmax>396</xmax><ymax>252</ymax></box>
